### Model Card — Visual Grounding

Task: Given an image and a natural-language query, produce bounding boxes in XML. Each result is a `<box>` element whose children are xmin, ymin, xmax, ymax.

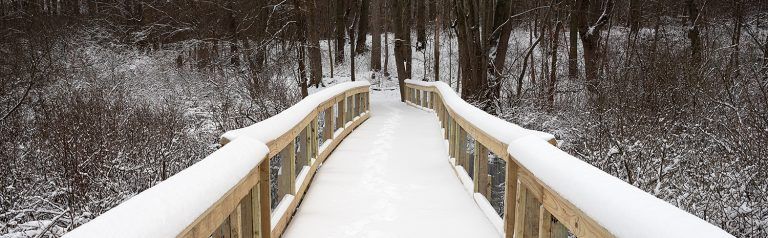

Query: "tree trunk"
<box><xmin>415</xmin><ymin>0</ymin><xmax>426</xmax><ymax>51</ymax></box>
<box><xmin>349</xmin><ymin>10</ymin><xmax>358</xmax><ymax>81</ymax></box>
<box><xmin>548</xmin><ymin>18</ymin><xmax>563</xmax><ymax>109</ymax></box>
<box><xmin>328</xmin><ymin>39</ymin><xmax>335</xmax><ymax>77</ymax></box>
<box><xmin>628</xmin><ymin>0</ymin><xmax>640</xmax><ymax>35</ymax></box>
<box><xmin>305</xmin><ymin>0</ymin><xmax>324</xmax><ymax>87</ymax></box>
<box><xmin>355</xmin><ymin>0</ymin><xmax>369</xmax><ymax>54</ymax></box>
<box><xmin>335</xmin><ymin>0</ymin><xmax>346</xmax><ymax>64</ymax></box>
<box><xmin>568</xmin><ymin>0</ymin><xmax>578</xmax><ymax>81</ymax></box>
<box><xmin>730</xmin><ymin>0</ymin><xmax>742</xmax><ymax>79</ymax></box>
<box><xmin>384</xmin><ymin>17</ymin><xmax>390</xmax><ymax>77</ymax></box>
<box><xmin>392</xmin><ymin>0</ymin><xmax>411</xmax><ymax>101</ymax></box>
<box><xmin>370</xmin><ymin>0</ymin><xmax>382</xmax><ymax>72</ymax></box>
<box><xmin>433</xmin><ymin>8</ymin><xmax>441</xmax><ymax>82</ymax></box>
<box><xmin>488</xmin><ymin>0</ymin><xmax>515</xmax><ymax>110</ymax></box>
<box><xmin>298</xmin><ymin>46</ymin><xmax>309</xmax><ymax>97</ymax></box>
<box><xmin>686</xmin><ymin>0</ymin><xmax>702</xmax><ymax>69</ymax></box>
<box><xmin>576</xmin><ymin>0</ymin><xmax>613</xmax><ymax>105</ymax></box>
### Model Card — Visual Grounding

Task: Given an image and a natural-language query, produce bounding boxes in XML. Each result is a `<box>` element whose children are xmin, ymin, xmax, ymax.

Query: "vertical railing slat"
<box><xmin>324</xmin><ymin>107</ymin><xmax>333</xmax><ymax>140</ymax></box>
<box><xmin>504</xmin><ymin>160</ymin><xmax>519</xmax><ymax>238</ymax></box>
<box><xmin>473</xmin><ymin>142</ymin><xmax>489</xmax><ymax>198</ymax></box>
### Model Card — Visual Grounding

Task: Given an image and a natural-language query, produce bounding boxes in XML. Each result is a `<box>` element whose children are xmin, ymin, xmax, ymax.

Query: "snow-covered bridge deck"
<box><xmin>282</xmin><ymin>93</ymin><xmax>499</xmax><ymax>237</ymax></box>
<box><xmin>64</xmin><ymin>80</ymin><xmax>733</xmax><ymax>238</ymax></box>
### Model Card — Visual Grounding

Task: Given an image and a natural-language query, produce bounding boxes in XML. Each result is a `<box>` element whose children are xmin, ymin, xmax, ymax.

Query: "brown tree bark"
<box><xmin>548</xmin><ymin>10</ymin><xmax>564</xmax><ymax>109</ymax></box>
<box><xmin>568</xmin><ymin>0</ymin><xmax>579</xmax><ymax>80</ymax></box>
<box><xmin>454</xmin><ymin>0</ymin><xmax>515</xmax><ymax>113</ymax></box>
<box><xmin>370</xmin><ymin>0</ymin><xmax>382</xmax><ymax>72</ymax></box>
<box><xmin>576</xmin><ymin>0</ymin><xmax>613</xmax><ymax>104</ymax></box>
<box><xmin>335</xmin><ymin>0</ymin><xmax>346</xmax><ymax>64</ymax></box>
<box><xmin>433</xmin><ymin>7</ymin><xmax>441</xmax><ymax>82</ymax></box>
<box><xmin>305</xmin><ymin>0</ymin><xmax>324</xmax><ymax>87</ymax></box>
<box><xmin>349</xmin><ymin>10</ymin><xmax>358</xmax><ymax>81</ymax></box>
<box><xmin>415</xmin><ymin>0</ymin><xmax>426</xmax><ymax>51</ymax></box>
<box><xmin>355</xmin><ymin>0</ymin><xmax>369</xmax><ymax>54</ymax></box>
<box><xmin>392</xmin><ymin>0</ymin><xmax>412</xmax><ymax>101</ymax></box>
<box><xmin>686</xmin><ymin>0</ymin><xmax>702</xmax><ymax>69</ymax></box>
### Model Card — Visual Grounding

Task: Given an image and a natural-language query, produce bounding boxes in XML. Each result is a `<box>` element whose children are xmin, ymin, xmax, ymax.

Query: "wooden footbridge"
<box><xmin>63</xmin><ymin>81</ymin><xmax>732</xmax><ymax>238</ymax></box>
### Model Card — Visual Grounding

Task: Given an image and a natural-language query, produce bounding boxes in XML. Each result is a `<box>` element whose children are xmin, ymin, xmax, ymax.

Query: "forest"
<box><xmin>1</xmin><ymin>0</ymin><xmax>767</xmax><ymax>237</ymax></box>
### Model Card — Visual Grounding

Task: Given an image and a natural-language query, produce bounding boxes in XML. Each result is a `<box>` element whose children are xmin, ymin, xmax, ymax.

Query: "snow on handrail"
<box><xmin>66</xmin><ymin>82</ymin><xmax>372</xmax><ymax>238</ymax></box>
<box><xmin>63</xmin><ymin>138</ymin><xmax>269</xmax><ymax>238</ymax></box>
<box><xmin>404</xmin><ymin>79</ymin><xmax>554</xmax><ymax>148</ymax></box>
<box><xmin>508</xmin><ymin>136</ymin><xmax>733</xmax><ymax>237</ymax></box>
<box><xmin>221</xmin><ymin>81</ymin><xmax>371</xmax><ymax>146</ymax></box>
<box><xmin>404</xmin><ymin>79</ymin><xmax>733</xmax><ymax>237</ymax></box>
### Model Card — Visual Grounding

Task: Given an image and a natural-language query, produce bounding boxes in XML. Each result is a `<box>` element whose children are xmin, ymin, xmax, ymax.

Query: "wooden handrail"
<box><xmin>64</xmin><ymin>81</ymin><xmax>371</xmax><ymax>238</ymax></box>
<box><xmin>403</xmin><ymin>79</ymin><xmax>733</xmax><ymax>238</ymax></box>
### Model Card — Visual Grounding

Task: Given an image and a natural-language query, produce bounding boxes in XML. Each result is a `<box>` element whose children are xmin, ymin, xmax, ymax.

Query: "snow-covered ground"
<box><xmin>282</xmin><ymin>89</ymin><xmax>499</xmax><ymax>238</ymax></box>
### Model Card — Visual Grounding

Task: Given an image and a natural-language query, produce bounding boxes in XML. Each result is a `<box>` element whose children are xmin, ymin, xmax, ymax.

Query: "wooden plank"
<box><xmin>539</xmin><ymin>206</ymin><xmax>552</xmax><ymax>238</ymax></box>
<box><xmin>177</xmin><ymin>155</ymin><xmax>266</xmax><ymax>238</ymax></box>
<box><xmin>504</xmin><ymin>160</ymin><xmax>519</xmax><ymax>238</ymax></box>
<box><xmin>240</xmin><ymin>191</ymin><xmax>253</xmax><ymax>238</ymax></box>
<box><xmin>514</xmin><ymin>182</ymin><xmax>527</xmax><ymax>238</ymax></box>
<box><xmin>551</xmin><ymin>219</ymin><xmax>569</xmax><ymax>238</ymax></box>
<box><xmin>512</xmin><ymin>164</ymin><xmax>612</xmax><ymax>237</ymax></box>
<box><xmin>336</xmin><ymin>99</ymin><xmax>345</xmax><ymax>130</ymax></box>
<box><xmin>324</xmin><ymin>107</ymin><xmax>333</xmax><ymax>140</ymax></box>
<box><xmin>458</xmin><ymin>127</ymin><xmax>467</xmax><ymax>168</ymax></box>
<box><xmin>473</xmin><ymin>142</ymin><xmax>489</xmax><ymax>198</ymax></box>
<box><xmin>229</xmin><ymin>207</ymin><xmax>240</xmax><ymax>238</ymax></box>
<box><xmin>448</xmin><ymin>119</ymin><xmax>455</xmax><ymax>159</ymax></box>
<box><xmin>298</xmin><ymin>127</ymin><xmax>308</xmax><ymax>169</ymax></box>
<box><xmin>222</xmin><ymin>217</ymin><xmax>231</xmax><ymax>238</ymax></box>
<box><xmin>212</xmin><ymin>224</ymin><xmax>223</xmax><ymax>238</ymax></box>
<box><xmin>311</xmin><ymin>118</ymin><xmax>318</xmax><ymax>161</ymax></box>
<box><xmin>257</xmin><ymin>163</ymin><xmax>271</xmax><ymax>238</ymax></box>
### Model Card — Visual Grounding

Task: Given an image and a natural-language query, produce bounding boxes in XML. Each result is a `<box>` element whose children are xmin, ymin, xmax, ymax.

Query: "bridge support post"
<box><xmin>448</xmin><ymin>119</ymin><xmax>456</xmax><ymax>159</ymax></box>
<box><xmin>311</xmin><ymin>118</ymin><xmax>318</xmax><ymax>163</ymax></box>
<box><xmin>324</xmin><ymin>107</ymin><xmax>333</xmax><ymax>141</ymax></box>
<box><xmin>503</xmin><ymin>160</ymin><xmax>518</xmax><ymax>238</ymax></box>
<box><xmin>278</xmin><ymin>142</ymin><xmax>296</xmax><ymax>197</ymax></box>
<box><xmin>457</xmin><ymin>127</ymin><xmax>467</xmax><ymax>168</ymax></box>
<box><xmin>473</xmin><ymin>142</ymin><xmax>489</xmax><ymax>198</ymax></box>
<box><xmin>336</xmin><ymin>98</ymin><xmax>345</xmax><ymax>131</ymax></box>
<box><xmin>255</xmin><ymin>160</ymin><xmax>271</xmax><ymax>238</ymax></box>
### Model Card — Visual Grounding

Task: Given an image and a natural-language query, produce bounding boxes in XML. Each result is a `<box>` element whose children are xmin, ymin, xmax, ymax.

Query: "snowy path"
<box><xmin>282</xmin><ymin>91</ymin><xmax>500</xmax><ymax>238</ymax></box>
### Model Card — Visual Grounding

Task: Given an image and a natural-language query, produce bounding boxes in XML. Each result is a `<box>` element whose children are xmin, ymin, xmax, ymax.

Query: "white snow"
<box><xmin>405</xmin><ymin>79</ymin><xmax>555</xmax><ymax>143</ymax></box>
<box><xmin>220</xmin><ymin>81</ymin><xmax>371</xmax><ymax>144</ymax></box>
<box><xmin>271</xmin><ymin>195</ymin><xmax>296</xmax><ymax>230</ymax></box>
<box><xmin>507</xmin><ymin>136</ymin><xmax>734</xmax><ymax>238</ymax></box>
<box><xmin>281</xmin><ymin>91</ymin><xmax>500</xmax><ymax>237</ymax></box>
<box><xmin>62</xmin><ymin>137</ymin><xmax>269</xmax><ymax>238</ymax></box>
<box><xmin>474</xmin><ymin>193</ymin><xmax>505</xmax><ymax>235</ymax></box>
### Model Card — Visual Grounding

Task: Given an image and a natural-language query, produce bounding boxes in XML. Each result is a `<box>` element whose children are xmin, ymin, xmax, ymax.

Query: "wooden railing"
<box><xmin>64</xmin><ymin>81</ymin><xmax>371</xmax><ymax>238</ymax></box>
<box><xmin>403</xmin><ymin>79</ymin><xmax>733</xmax><ymax>238</ymax></box>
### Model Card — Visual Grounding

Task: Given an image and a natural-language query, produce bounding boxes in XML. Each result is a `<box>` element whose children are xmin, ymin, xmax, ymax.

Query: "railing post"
<box><xmin>336</xmin><ymin>98</ymin><xmax>345</xmax><ymax>131</ymax></box>
<box><xmin>458</xmin><ymin>127</ymin><xmax>467</xmax><ymax>168</ymax></box>
<box><xmin>473</xmin><ymin>142</ymin><xmax>489</xmax><ymax>198</ymax></box>
<box><xmin>324</xmin><ymin>107</ymin><xmax>333</xmax><ymax>140</ymax></box>
<box><xmin>514</xmin><ymin>185</ymin><xmax>540</xmax><ymax>238</ymax></box>
<box><xmin>539</xmin><ymin>207</ymin><xmax>551</xmax><ymax>238</ymax></box>
<box><xmin>298</xmin><ymin>127</ymin><xmax>308</xmax><ymax>169</ymax></box>
<box><xmin>429</xmin><ymin>92</ymin><xmax>434</xmax><ymax>109</ymax></box>
<box><xmin>448</xmin><ymin>118</ymin><xmax>456</xmax><ymax>159</ymax></box>
<box><xmin>443</xmin><ymin>109</ymin><xmax>449</xmax><ymax>140</ymax></box>
<box><xmin>504</xmin><ymin>160</ymin><xmax>519</xmax><ymax>238</ymax></box>
<box><xmin>278</xmin><ymin>141</ymin><xmax>296</xmax><ymax>197</ymax></box>
<box><xmin>311</xmin><ymin>117</ymin><xmax>318</xmax><ymax>162</ymax></box>
<box><xmin>255</xmin><ymin>160</ymin><xmax>271</xmax><ymax>238</ymax></box>
<box><xmin>239</xmin><ymin>190</ymin><xmax>253</xmax><ymax>238</ymax></box>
